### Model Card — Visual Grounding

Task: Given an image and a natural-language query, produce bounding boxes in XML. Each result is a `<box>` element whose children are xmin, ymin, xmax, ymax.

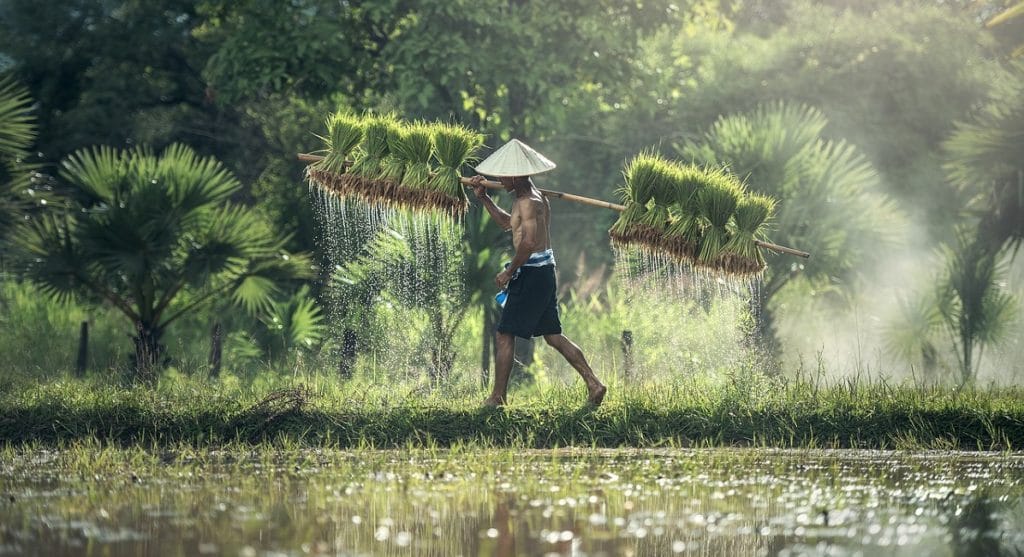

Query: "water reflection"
<box><xmin>1</xmin><ymin>449</ymin><xmax>1023</xmax><ymax>556</ymax></box>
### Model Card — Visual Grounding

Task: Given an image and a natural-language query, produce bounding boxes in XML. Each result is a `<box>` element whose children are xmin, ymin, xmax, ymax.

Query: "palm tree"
<box><xmin>15</xmin><ymin>144</ymin><xmax>313</xmax><ymax>379</ymax></box>
<box><xmin>0</xmin><ymin>75</ymin><xmax>37</xmax><ymax>261</ymax></box>
<box><xmin>679</xmin><ymin>102</ymin><xmax>902</xmax><ymax>354</ymax></box>
<box><xmin>943</xmin><ymin>60</ymin><xmax>1024</xmax><ymax>255</ymax></box>
<box><xmin>936</xmin><ymin>231</ymin><xmax>1018</xmax><ymax>385</ymax></box>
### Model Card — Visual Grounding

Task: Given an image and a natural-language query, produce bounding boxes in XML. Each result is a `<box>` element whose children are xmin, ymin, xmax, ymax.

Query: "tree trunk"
<box><xmin>208</xmin><ymin>322</ymin><xmax>223</xmax><ymax>379</ymax></box>
<box><xmin>621</xmin><ymin>330</ymin><xmax>634</xmax><ymax>380</ymax></box>
<box><xmin>75</xmin><ymin>321</ymin><xmax>89</xmax><ymax>377</ymax></box>
<box><xmin>961</xmin><ymin>328</ymin><xmax>974</xmax><ymax>386</ymax></box>
<box><xmin>339</xmin><ymin>328</ymin><xmax>357</xmax><ymax>379</ymax></box>
<box><xmin>132</xmin><ymin>322</ymin><xmax>163</xmax><ymax>382</ymax></box>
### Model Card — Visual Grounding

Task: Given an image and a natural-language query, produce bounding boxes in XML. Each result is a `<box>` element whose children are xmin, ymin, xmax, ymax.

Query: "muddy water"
<box><xmin>1</xmin><ymin>449</ymin><xmax>1022</xmax><ymax>556</ymax></box>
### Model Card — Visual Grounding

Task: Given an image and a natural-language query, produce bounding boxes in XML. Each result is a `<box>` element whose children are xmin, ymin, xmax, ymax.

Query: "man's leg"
<box><xmin>485</xmin><ymin>332</ymin><xmax>516</xmax><ymax>406</ymax></box>
<box><xmin>543</xmin><ymin>334</ymin><xmax>607</xmax><ymax>405</ymax></box>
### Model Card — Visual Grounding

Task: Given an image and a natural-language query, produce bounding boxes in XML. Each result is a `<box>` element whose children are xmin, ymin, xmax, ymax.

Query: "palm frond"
<box><xmin>60</xmin><ymin>146</ymin><xmax>128</xmax><ymax>205</ymax></box>
<box><xmin>0</xmin><ymin>75</ymin><xmax>35</xmax><ymax>162</ymax></box>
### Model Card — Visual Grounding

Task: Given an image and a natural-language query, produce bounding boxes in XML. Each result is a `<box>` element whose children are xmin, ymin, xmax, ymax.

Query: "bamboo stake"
<box><xmin>297</xmin><ymin>153</ymin><xmax>810</xmax><ymax>259</ymax></box>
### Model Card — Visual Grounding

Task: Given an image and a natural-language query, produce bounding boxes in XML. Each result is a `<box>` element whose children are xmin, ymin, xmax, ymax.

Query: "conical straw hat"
<box><xmin>474</xmin><ymin>139</ymin><xmax>556</xmax><ymax>177</ymax></box>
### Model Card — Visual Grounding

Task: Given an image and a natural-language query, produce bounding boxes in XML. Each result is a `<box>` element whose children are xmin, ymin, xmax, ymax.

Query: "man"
<box><xmin>468</xmin><ymin>139</ymin><xmax>607</xmax><ymax>407</ymax></box>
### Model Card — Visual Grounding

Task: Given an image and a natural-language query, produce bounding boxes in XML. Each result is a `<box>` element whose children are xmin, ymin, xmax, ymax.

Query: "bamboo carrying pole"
<box><xmin>298</xmin><ymin>153</ymin><xmax>810</xmax><ymax>259</ymax></box>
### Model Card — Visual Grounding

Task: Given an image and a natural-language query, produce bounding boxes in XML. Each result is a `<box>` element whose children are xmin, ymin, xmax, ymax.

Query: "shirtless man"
<box><xmin>468</xmin><ymin>139</ymin><xmax>606</xmax><ymax>408</ymax></box>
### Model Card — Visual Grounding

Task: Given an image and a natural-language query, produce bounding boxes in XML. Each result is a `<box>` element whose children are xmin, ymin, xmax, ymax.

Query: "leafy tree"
<box><xmin>15</xmin><ymin>144</ymin><xmax>312</xmax><ymax>379</ymax></box>
<box><xmin>943</xmin><ymin>60</ymin><xmax>1024</xmax><ymax>254</ymax></box>
<box><xmin>936</xmin><ymin>232</ymin><xmax>1018</xmax><ymax>385</ymax></box>
<box><xmin>680</xmin><ymin>102</ymin><xmax>902</xmax><ymax>354</ymax></box>
<box><xmin>884</xmin><ymin>291</ymin><xmax>944</xmax><ymax>381</ymax></box>
<box><xmin>0</xmin><ymin>1</ymin><xmax>222</xmax><ymax>158</ymax></box>
<box><xmin>884</xmin><ymin>233</ymin><xmax>1018</xmax><ymax>385</ymax></box>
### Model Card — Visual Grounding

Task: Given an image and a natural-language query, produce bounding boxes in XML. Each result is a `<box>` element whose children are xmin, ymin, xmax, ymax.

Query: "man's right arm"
<box><xmin>469</xmin><ymin>176</ymin><xmax>512</xmax><ymax>231</ymax></box>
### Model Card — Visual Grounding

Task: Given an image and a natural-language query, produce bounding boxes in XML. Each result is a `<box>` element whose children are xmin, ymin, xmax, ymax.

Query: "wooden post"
<box><xmin>621</xmin><ymin>330</ymin><xmax>634</xmax><ymax>379</ymax></box>
<box><xmin>339</xmin><ymin>329</ymin><xmax>357</xmax><ymax>378</ymax></box>
<box><xmin>208</xmin><ymin>322</ymin><xmax>223</xmax><ymax>378</ymax></box>
<box><xmin>75</xmin><ymin>321</ymin><xmax>88</xmax><ymax>377</ymax></box>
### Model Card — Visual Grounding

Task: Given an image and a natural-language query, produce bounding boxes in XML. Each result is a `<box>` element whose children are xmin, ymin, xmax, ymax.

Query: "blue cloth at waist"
<box><xmin>521</xmin><ymin>248</ymin><xmax>556</xmax><ymax>268</ymax></box>
<box><xmin>496</xmin><ymin>249</ymin><xmax>555</xmax><ymax>307</ymax></box>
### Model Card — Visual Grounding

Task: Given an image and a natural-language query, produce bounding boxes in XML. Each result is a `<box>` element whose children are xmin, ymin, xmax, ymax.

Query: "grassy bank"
<box><xmin>2</xmin><ymin>372</ymin><xmax>1023</xmax><ymax>450</ymax></box>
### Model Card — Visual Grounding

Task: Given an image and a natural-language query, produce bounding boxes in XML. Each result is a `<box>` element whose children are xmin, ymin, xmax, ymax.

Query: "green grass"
<box><xmin>3</xmin><ymin>371</ymin><xmax>1023</xmax><ymax>450</ymax></box>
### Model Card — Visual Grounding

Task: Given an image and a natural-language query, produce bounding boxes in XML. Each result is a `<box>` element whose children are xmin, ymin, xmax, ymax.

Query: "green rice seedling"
<box><xmin>637</xmin><ymin>159</ymin><xmax>677</xmax><ymax>232</ymax></box>
<box><xmin>697</xmin><ymin>167</ymin><xmax>743</xmax><ymax>265</ymax></box>
<box><xmin>610</xmin><ymin>152</ymin><xmax>664</xmax><ymax>245</ymax></box>
<box><xmin>664</xmin><ymin>164</ymin><xmax>708</xmax><ymax>261</ymax></box>
<box><xmin>724</xmin><ymin>193</ymin><xmax>775</xmax><ymax>274</ymax></box>
<box><xmin>382</xmin><ymin>122</ymin><xmax>433</xmax><ymax>210</ymax></box>
<box><xmin>429</xmin><ymin>122</ymin><xmax>483</xmax><ymax>215</ymax></box>
<box><xmin>394</xmin><ymin>123</ymin><xmax>434</xmax><ymax>190</ymax></box>
<box><xmin>349</xmin><ymin>113</ymin><xmax>397</xmax><ymax>183</ymax></box>
<box><xmin>379</xmin><ymin>125</ymin><xmax>409</xmax><ymax>189</ymax></box>
<box><xmin>622</xmin><ymin>151</ymin><xmax>661</xmax><ymax>206</ymax></box>
<box><xmin>314</xmin><ymin>112</ymin><xmax>364</xmax><ymax>176</ymax></box>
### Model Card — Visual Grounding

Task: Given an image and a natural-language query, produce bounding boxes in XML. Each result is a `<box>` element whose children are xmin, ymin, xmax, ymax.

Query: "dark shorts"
<box><xmin>497</xmin><ymin>265</ymin><xmax>562</xmax><ymax>339</ymax></box>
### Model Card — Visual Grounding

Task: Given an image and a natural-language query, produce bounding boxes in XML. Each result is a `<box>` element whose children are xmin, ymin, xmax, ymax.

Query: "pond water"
<box><xmin>1</xmin><ymin>448</ymin><xmax>1022</xmax><ymax>556</ymax></box>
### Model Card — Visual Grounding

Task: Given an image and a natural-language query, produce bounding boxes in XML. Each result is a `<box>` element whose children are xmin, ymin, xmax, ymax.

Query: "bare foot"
<box><xmin>587</xmin><ymin>383</ymin><xmax>607</xmax><ymax>407</ymax></box>
<box><xmin>483</xmin><ymin>396</ymin><xmax>506</xmax><ymax>408</ymax></box>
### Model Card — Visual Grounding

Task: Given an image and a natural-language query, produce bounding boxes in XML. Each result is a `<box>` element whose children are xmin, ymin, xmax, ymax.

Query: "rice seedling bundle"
<box><xmin>637</xmin><ymin>160</ymin><xmax>678</xmax><ymax>231</ymax></box>
<box><xmin>429</xmin><ymin>122</ymin><xmax>483</xmax><ymax>215</ymax></box>
<box><xmin>314</xmin><ymin>112</ymin><xmax>363</xmax><ymax>176</ymax></box>
<box><xmin>664</xmin><ymin>164</ymin><xmax>709</xmax><ymax>260</ymax></box>
<box><xmin>696</xmin><ymin>168</ymin><xmax>743</xmax><ymax>264</ymax></box>
<box><xmin>306</xmin><ymin>112</ymin><xmax>365</xmax><ymax>199</ymax></box>
<box><xmin>609</xmin><ymin>203</ymin><xmax>649</xmax><ymax>242</ymax></box>
<box><xmin>722</xmin><ymin>193</ymin><xmax>775</xmax><ymax>274</ymax></box>
<box><xmin>610</xmin><ymin>152</ymin><xmax>667</xmax><ymax>247</ymax></box>
<box><xmin>378</xmin><ymin>126</ymin><xmax>409</xmax><ymax>189</ymax></box>
<box><xmin>392</xmin><ymin>123</ymin><xmax>434</xmax><ymax>194</ymax></box>
<box><xmin>349</xmin><ymin>113</ymin><xmax>397</xmax><ymax>182</ymax></box>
